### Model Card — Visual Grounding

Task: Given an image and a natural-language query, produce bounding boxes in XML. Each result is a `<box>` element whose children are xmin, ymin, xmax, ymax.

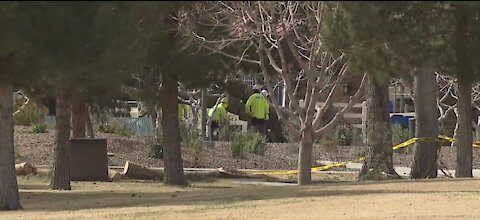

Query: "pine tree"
<box><xmin>25</xmin><ymin>2</ymin><xmax>136</xmax><ymax>190</ymax></box>
<box><xmin>324</xmin><ymin>2</ymin><xmax>480</xmax><ymax>179</ymax></box>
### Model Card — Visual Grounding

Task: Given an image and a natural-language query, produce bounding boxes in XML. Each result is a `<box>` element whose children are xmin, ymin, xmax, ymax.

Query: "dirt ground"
<box><xmin>3</xmin><ymin>175</ymin><xmax>480</xmax><ymax>219</ymax></box>
<box><xmin>14</xmin><ymin>125</ymin><xmax>480</xmax><ymax>171</ymax></box>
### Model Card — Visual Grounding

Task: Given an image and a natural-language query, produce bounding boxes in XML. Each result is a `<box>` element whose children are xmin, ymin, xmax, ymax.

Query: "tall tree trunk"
<box><xmin>358</xmin><ymin>76</ymin><xmax>400</xmax><ymax>181</ymax></box>
<box><xmin>72</xmin><ymin>94</ymin><xmax>86</xmax><ymax>138</ymax></box>
<box><xmin>50</xmin><ymin>92</ymin><xmax>72</xmax><ymax>190</ymax></box>
<box><xmin>298</xmin><ymin>127</ymin><xmax>313</xmax><ymax>185</ymax></box>
<box><xmin>454</xmin><ymin>3</ymin><xmax>473</xmax><ymax>178</ymax></box>
<box><xmin>85</xmin><ymin>106</ymin><xmax>94</xmax><ymax>138</ymax></box>
<box><xmin>399</xmin><ymin>85</ymin><xmax>405</xmax><ymax>113</ymax></box>
<box><xmin>410</xmin><ymin>60</ymin><xmax>439</xmax><ymax>179</ymax></box>
<box><xmin>155</xmin><ymin>106</ymin><xmax>162</xmax><ymax>147</ymax></box>
<box><xmin>455</xmin><ymin>79</ymin><xmax>473</xmax><ymax>177</ymax></box>
<box><xmin>0</xmin><ymin>84</ymin><xmax>21</xmax><ymax>210</ymax></box>
<box><xmin>161</xmin><ymin>72</ymin><xmax>188</xmax><ymax>186</ymax></box>
<box><xmin>201</xmin><ymin>88</ymin><xmax>207</xmax><ymax>140</ymax></box>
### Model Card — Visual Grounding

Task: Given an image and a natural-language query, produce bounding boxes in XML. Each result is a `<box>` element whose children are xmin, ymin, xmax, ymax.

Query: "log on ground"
<box><xmin>108</xmin><ymin>169</ymin><xmax>124</xmax><ymax>182</ymax></box>
<box><xmin>123</xmin><ymin>161</ymin><xmax>163</xmax><ymax>181</ymax></box>
<box><xmin>15</xmin><ymin>162</ymin><xmax>37</xmax><ymax>175</ymax></box>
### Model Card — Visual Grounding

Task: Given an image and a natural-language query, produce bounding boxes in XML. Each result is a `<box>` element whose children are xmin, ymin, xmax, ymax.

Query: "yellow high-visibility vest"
<box><xmin>245</xmin><ymin>93</ymin><xmax>269</xmax><ymax>120</ymax></box>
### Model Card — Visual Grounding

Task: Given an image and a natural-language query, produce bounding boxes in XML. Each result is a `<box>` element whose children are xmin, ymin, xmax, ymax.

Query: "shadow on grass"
<box><xmin>316</xmin><ymin>176</ymin><xmax>478</xmax><ymax>187</ymax></box>
<box><xmin>17</xmin><ymin>177</ymin><xmax>480</xmax><ymax>212</ymax></box>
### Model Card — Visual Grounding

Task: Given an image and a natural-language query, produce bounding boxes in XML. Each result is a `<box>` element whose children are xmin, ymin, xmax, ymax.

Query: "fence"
<box><xmin>107</xmin><ymin>116</ymin><xmax>154</xmax><ymax>136</ymax></box>
<box><xmin>316</xmin><ymin>101</ymin><xmax>415</xmax><ymax>144</ymax></box>
<box><xmin>44</xmin><ymin>116</ymin><xmax>155</xmax><ymax>137</ymax></box>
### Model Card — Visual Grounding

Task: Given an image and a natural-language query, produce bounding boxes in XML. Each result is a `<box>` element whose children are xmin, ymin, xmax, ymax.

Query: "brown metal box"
<box><xmin>70</xmin><ymin>138</ymin><xmax>109</xmax><ymax>181</ymax></box>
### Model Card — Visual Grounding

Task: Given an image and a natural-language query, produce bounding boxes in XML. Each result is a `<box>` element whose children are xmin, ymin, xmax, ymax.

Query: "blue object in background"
<box><xmin>388</xmin><ymin>100</ymin><xmax>394</xmax><ymax>113</ymax></box>
<box><xmin>390</xmin><ymin>114</ymin><xmax>414</xmax><ymax>128</ymax></box>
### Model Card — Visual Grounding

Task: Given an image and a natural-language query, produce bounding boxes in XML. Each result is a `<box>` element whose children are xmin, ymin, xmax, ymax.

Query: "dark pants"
<box><xmin>210</xmin><ymin>121</ymin><xmax>219</xmax><ymax>141</ymax></box>
<box><xmin>251</xmin><ymin>118</ymin><xmax>267</xmax><ymax>137</ymax></box>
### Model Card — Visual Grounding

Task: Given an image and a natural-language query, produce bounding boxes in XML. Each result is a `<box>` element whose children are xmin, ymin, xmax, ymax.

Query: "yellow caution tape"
<box><xmin>438</xmin><ymin>135</ymin><xmax>480</xmax><ymax>148</ymax></box>
<box><xmin>252</xmin><ymin>135</ymin><xmax>480</xmax><ymax>175</ymax></box>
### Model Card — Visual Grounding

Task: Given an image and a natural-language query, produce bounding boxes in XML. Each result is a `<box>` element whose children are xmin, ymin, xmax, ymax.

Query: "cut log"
<box><xmin>217</xmin><ymin>168</ymin><xmax>279</xmax><ymax>181</ymax></box>
<box><xmin>123</xmin><ymin>161</ymin><xmax>163</xmax><ymax>181</ymax></box>
<box><xmin>217</xmin><ymin>167</ymin><xmax>251</xmax><ymax>178</ymax></box>
<box><xmin>15</xmin><ymin>162</ymin><xmax>37</xmax><ymax>175</ymax></box>
<box><xmin>108</xmin><ymin>169</ymin><xmax>124</xmax><ymax>182</ymax></box>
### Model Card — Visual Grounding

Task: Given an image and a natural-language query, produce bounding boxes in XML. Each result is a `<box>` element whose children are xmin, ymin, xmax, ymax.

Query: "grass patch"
<box><xmin>10</xmin><ymin>174</ymin><xmax>480</xmax><ymax>220</ymax></box>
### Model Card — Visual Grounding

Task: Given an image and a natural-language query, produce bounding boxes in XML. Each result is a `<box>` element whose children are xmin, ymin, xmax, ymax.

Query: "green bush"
<box><xmin>30</xmin><ymin>124</ymin><xmax>47</xmax><ymax>133</ymax></box>
<box><xmin>99</xmin><ymin>123</ymin><xmax>115</xmax><ymax>133</ymax></box>
<box><xmin>14</xmin><ymin>102</ymin><xmax>44</xmax><ymax>126</ymax></box>
<box><xmin>392</xmin><ymin>123</ymin><xmax>409</xmax><ymax>146</ymax></box>
<box><xmin>231</xmin><ymin>131</ymin><xmax>267</xmax><ymax>159</ymax></box>
<box><xmin>247</xmin><ymin>132</ymin><xmax>267</xmax><ymax>155</ymax></box>
<box><xmin>148</xmin><ymin>137</ymin><xmax>163</xmax><ymax>159</ymax></box>
<box><xmin>116</xmin><ymin>125</ymin><xmax>134</xmax><ymax>137</ymax></box>
<box><xmin>98</xmin><ymin>123</ymin><xmax>133</xmax><ymax>137</ymax></box>
<box><xmin>217</xmin><ymin>117</ymin><xmax>241</xmax><ymax>141</ymax></box>
<box><xmin>231</xmin><ymin>133</ymin><xmax>246</xmax><ymax>159</ymax></box>
<box><xmin>179</xmin><ymin>121</ymin><xmax>203</xmax><ymax>148</ymax></box>
<box><xmin>335</xmin><ymin>123</ymin><xmax>354</xmax><ymax>146</ymax></box>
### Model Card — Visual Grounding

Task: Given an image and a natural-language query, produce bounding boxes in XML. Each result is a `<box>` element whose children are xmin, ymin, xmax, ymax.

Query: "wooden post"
<box><xmin>399</xmin><ymin>84</ymin><xmax>405</xmax><ymax>113</ymax></box>
<box><xmin>393</xmin><ymin>84</ymin><xmax>397</xmax><ymax>113</ymax></box>
<box><xmin>201</xmin><ymin>88</ymin><xmax>207</xmax><ymax>140</ymax></box>
<box><xmin>362</xmin><ymin>101</ymin><xmax>367</xmax><ymax>144</ymax></box>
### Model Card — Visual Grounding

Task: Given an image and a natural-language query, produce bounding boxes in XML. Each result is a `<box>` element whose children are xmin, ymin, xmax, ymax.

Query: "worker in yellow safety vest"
<box><xmin>178</xmin><ymin>103</ymin><xmax>189</xmax><ymax>120</ymax></box>
<box><xmin>245</xmin><ymin>85</ymin><xmax>269</xmax><ymax>136</ymax></box>
<box><xmin>208</xmin><ymin>97</ymin><xmax>228</xmax><ymax>139</ymax></box>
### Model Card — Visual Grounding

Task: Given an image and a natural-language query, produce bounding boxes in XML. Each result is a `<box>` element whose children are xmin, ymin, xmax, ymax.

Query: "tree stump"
<box><xmin>108</xmin><ymin>169</ymin><xmax>124</xmax><ymax>182</ymax></box>
<box><xmin>15</xmin><ymin>162</ymin><xmax>37</xmax><ymax>176</ymax></box>
<box><xmin>123</xmin><ymin>161</ymin><xmax>163</xmax><ymax>181</ymax></box>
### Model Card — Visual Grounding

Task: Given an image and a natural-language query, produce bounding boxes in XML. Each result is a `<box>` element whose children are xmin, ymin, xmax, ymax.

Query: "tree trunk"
<box><xmin>161</xmin><ymin>72</ymin><xmax>188</xmax><ymax>186</ymax></box>
<box><xmin>85</xmin><ymin>106</ymin><xmax>95</xmax><ymax>138</ymax></box>
<box><xmin>455</xmin><ymin>79</ymin><xmax>473</xmax><ymax>177</ymax></box>
<box><xmin>201</xmin><ymin>88</ymin><xmax>207</xmax><ymax>140</ymax></box>
<box><xmin>0</xmin><ymin>83</ymin><xmax>21</xmax><ymax>210</ymax></box>
<box><xmin>475</xmin><ymin>116</ymin><xmax>480</xmax><ymax>141</ymax></box>
<box><xmin>298</xmin><ymin>127</ymin><xmax>313</xmax><ymax>185</ymax></box>
<box><xmin>410</xmin><ymin>60</ymin><xmax>439</xmax><ymax>179</ymax></box>
<box><xmin>72</xmin><ymin>94</ymin><xmax>86</xmax><ymax>138</ymax></box>
<box><xmin>454</xmin><ymin>3</ymin><xmax>473</xmax><ymax>178</ymax></box>
<box><xmin>358</xmin><ymin>75</ymin><xmax>400</xmax><ymax>181</ymax></box>
<box><xmin>50</xmin><ymin>92</ymin><xmax>72</xmax><ymax>190</ymax></box>
<box><xmin>399</xmin><ymin>85</ymin><xmax>405</xmax><ymax>113</ymax></box>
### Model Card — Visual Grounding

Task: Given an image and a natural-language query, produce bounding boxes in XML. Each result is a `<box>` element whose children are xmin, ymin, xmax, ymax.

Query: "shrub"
<box><xmin>99</xmin><ymin>123</ymin><xmax>134</xmax><ymax>137</ymax></box>
<box><xmin>116</xmin><ymin>124</ymin><xmax>134</xmax><ymax>137</ymax></box>
<box><xmin>392</xmin><ymin>123</ymin><xmax>409</xmax><ymax>146</ymax></box>
<box><xmin>148</xmin><ymin>137</ymin><xmax>164</xmax><ymax>159</ymax></box>
<box><xmin>231</xmin><ymin>131</ymin><xmax>267</xmax><ymax>159</ymax></box>
<box><xmin>30</xmin><ymin>124</ymin><xmax>47</xmax><ymax>133</ymax></box>
<box><xmin>247</xmin><ymin>132</ymin><xmax>267</xmax><ymax>155</ymax></box>
<box><xmin>231</xmin><ymin>133</ymin><xmax>246</xmax><ymax>159</ymax></box>
<box><xmin>335</xmin><ymin>123</ymin><xmax>354</xmax><ymax>146</ymax></box>
<box><xmin>99</xmin><ymin>123</ymin><xmax>115</xmax><ymax>133</ymax></box>
<box><xmin>179</xmin><ymin>121</ymin><xmax>203</xmax><ymax>148</ymax></box>
<box><xmin>217</xmin><ymin>117</ymin><xmax>240</xmax><ymax>141</ymax></box>
<box><xmin>14</xmin><ymin>102</ymin><xmax>44</xmax><ymax>126</ymax></box>
<box><xmin>392</xmin><ymin>123</ymin><xmax>410</xmax><ymax>153</ymax></box>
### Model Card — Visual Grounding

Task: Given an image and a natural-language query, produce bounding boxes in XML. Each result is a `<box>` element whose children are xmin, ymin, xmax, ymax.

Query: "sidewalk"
<box><xmin>342</xmin><ymin>162</ymin><xmax>480</xmax><ymax>177</ymax></box>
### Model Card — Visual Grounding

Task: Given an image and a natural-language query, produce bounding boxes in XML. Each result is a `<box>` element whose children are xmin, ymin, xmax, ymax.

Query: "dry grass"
<box><xmin>3</xmin><ymin>174</ymin><xmax>480</xmax><ymax>219</ymax></box>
